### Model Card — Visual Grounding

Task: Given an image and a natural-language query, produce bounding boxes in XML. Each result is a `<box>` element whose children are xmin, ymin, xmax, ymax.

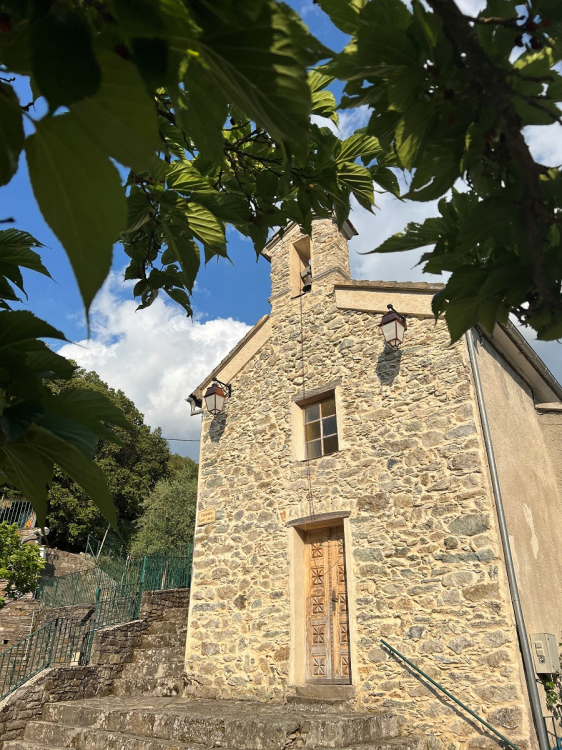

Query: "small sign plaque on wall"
<box><xmin>198</xmin><ymin>508</ymin><xmax>216</xmax><ymax>526</ymax></box>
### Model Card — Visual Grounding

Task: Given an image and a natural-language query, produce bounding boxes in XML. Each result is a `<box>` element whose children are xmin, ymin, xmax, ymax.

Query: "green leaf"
<box><xmin>337</xmin><ymin>162</ymin><xmax>375</xmax><ymax>211</ymax></box>
<box><xmin>367</xmin><ymin>216</ymin><xmax>445</xmax><ymax>254</ymax></box>
<box><xmin>179</xmin><ymin>61</ymin><xmax>228</xmax><ymax>164</ymax></box>
<box><xmin>314</xmin><ymin>0</ymin><xmax>366</xmax><ymax>34</ymax></box>
<box><xmin>395</xmin><ymin>103</ymin><xmax>436</xmax><ymax>170</ymax></box>
<box><xmin>198</xmin><ymin>3</ymin><xmax>312</xmax><ymax>146</ymax></box>
<box><xmin>337</xmin><ymin>133</ymin><xmax>381</xmax><ymax>164</ymax></box>
<box><xmin>29</xmin><ymin>5</ymin><xmax>101</xmax><ymax>111</ymax></box>
<box><xmin>0</xmin><ymin>440</ymin><xmax>53</xmax><ymax>525</ymax></box>
<box><xmin>162</xmin><ymin>223</ymin><xmax>200</xmax><ymax>292</ymax></box>
<box><xmin>185</xmin><ymin>202</ymin><xmax>227</xmax><ymax>256</ymax></box>
<box><xmin>46</xmin><ymin>388</ymin><xmax>131</xmax><ymax>434</ymax></box>
<box><xmin>1</xmin><ymin>401</ymin><xmax>44</xmax><ymax>442</ymax></box>
<box><xmin>0</xmin><ymin>229</ymin><xmax>49</xmax><ymax>280</ymax></box>
<box><xmin>30</xmin><ymin>426</ymin><xmax>117</xmax><ymax>529</ymax></box>
<box><xmin>0</xmin><ymin>19</ymin><xmax>31</xmax><ymax>75</ymax></box>
<box><xmin>25</xmin><ymin>114</ymin><xmax>127</xmax><ymax>313</ymax></box>
<box><xmin>309</xmin><ymin>70</ymin><xmax>338</xmax><ymax>124</ymax></box>
<box><xmin>0</xmin><ymin>310</ymin><xmax>65</xmax><ymax>348</ymax></box>
<box><xmin>37</xmin><ymin>411</ymin><xmax>98</xmax><ymax>461</ymax></box>
<box><xmin>125</xmin><ymin>191</ymin><xmax>153</xmax><ymax>233</ymax></box>
<box><xmin>69</xmin><ymin>49</ymin><xmax>160</xmax><ymax>173</ymax></box>
<box><xmin>0</xmin><ymin>83</ymin><xmax>24</xmax><ymax>186</ymax></box>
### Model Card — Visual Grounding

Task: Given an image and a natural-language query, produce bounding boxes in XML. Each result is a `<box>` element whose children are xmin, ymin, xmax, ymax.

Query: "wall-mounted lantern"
<box><xmin>204</xmin><ymin>379</ymin><xmax>232</xmax><ymax>416</ymax></box>
<box><xmin>379</xmin><ymin>304</ymin><xmax>407</xmax><ymax>350</ymax></box>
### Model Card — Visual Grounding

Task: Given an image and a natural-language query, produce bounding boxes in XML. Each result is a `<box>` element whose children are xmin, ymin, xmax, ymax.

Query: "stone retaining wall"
<box><xmin>0</xmin><ymin>588</ymin><xmax>189</xmax><ymax>746</ymax></box>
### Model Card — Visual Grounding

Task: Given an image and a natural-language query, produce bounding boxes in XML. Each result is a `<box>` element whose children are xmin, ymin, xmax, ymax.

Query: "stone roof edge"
<box><xmin>189</xmin><ymin>314</ymin><xmax>270</xmax><ymax>399</ymax></box>
<box><xmin>261</xmin><ymin>218</ymin><xmax>358</xmax><ymax>261</ymax></box>
<box><xmin>334</xmin><ymin>279</ymin><xmax>445</xmax><ymax>293</ymax></box>
<box><xmin>487</xmin><ymin>321</ymin><xmax>562</xmax><ymax>403</ymax></box>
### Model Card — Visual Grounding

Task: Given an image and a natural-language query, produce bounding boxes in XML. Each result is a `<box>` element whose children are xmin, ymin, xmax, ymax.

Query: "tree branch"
<box><xmin>427</xmin><ymin>0</ymin><xmax>558</xmax><ymax>308</ymax></box>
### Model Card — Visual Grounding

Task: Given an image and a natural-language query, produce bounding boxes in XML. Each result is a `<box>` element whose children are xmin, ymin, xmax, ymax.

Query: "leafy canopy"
<box><xmin>0</xmin><ymin>0</ymin><xmax>385</xmax><ymax>526</ymax></box>
<box><xmin>0</xmin><ymin>230</ymin><xmax>130</xmax><ymax>528</ymax></box>
<box><xmin>0</xmin><ymin>521</ymin><xmax>45</xmax><ymax>609</ymax></box>
<box><xmin>44</xmin><ymin>369</ymin><xmax>172</xmax><ymax>553</ymax></box>
<box><xmin>130</xmin><ymin>458</ymin><xmax>198</xmax><ymax>555</ymax></box>
<box><xmin>320</xmin><ymin>0</ymin><xmax>562</xmax><ymax>341</ymax></box>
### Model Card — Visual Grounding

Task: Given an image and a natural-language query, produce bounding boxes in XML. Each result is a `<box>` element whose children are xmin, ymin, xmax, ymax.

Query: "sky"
<box><xmin>2</xmin><ymin>0</ymin><xmax>562</xmax><ymax>461</ymax></box>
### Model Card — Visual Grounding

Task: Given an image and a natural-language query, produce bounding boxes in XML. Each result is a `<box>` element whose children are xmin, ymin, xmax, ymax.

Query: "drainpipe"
<box><xmin>466</xmin><ymin>329</ymin><xmax>549</xmax><ymax>750</ymax></box>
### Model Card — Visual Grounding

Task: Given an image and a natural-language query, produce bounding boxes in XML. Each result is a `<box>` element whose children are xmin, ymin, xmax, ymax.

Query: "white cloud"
<box><xmin>348</xmin><ymin>187</ymin><xmax>443</xmax><ymax>284</ymax></box>
<box><xmin>58</xmin><ymin>274</ymin><xmax>251</xmax><ymax>460</ymax></box>
<box><xmin>524</xmin><ymin>123</ymin><xmax>562</xmax><ymax>167</ymax></box>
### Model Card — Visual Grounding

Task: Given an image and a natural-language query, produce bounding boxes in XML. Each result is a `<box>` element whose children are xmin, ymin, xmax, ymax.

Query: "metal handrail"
<box><xmin>380</xmin><ymin>640</ymin><xmax>520</xmax><ymax>750</ymax></box>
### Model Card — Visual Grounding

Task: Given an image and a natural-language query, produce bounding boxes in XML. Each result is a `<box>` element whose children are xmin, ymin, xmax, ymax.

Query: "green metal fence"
<box><xmin>36</xmin><ymin>543</ymin><xmax>193</xmax><ymax>609</ymax></box>
<box><xmin>0</xmin><ymin>543</ymin><xmax>192</xmax><ymax>700</ymax></box>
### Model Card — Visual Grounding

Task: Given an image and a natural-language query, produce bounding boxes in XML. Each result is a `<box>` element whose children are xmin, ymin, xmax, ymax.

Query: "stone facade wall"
<box><xmin>185</xmin><ymin>220</ymin><xmax>534</xmax><ymax>749</ymax></box>
<box><xmin>0</xmin><ymin>587</ymin><xmax>189</xmax><ymax>746</ymax></box>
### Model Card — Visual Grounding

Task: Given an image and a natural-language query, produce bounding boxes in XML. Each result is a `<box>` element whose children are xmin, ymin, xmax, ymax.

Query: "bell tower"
<box><xmin>264</xmin><ymin>217</ymin><xmax>356</xmax><ymax>313</ymax></box>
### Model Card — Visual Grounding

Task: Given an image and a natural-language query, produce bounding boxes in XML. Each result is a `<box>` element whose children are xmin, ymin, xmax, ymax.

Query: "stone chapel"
<box><xmin>185</xmin><ymin>218</ymin><xmax>562</xmax><ymax>748</ymax></box>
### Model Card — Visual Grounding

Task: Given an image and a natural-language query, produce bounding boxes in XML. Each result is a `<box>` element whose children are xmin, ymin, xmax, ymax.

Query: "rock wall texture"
<box><xmin>0</xmin><ymin>600</ymin><xmax>42</xmax><ymax>651</ymax></box>
<box><xmin>41</xmin><ymin>549</ymin><xmax>95</xmax><ymax>579</ymax></box>
<box><xmin>185</xmin><ymin>220</ymin><xmax>534</xmax><ymax>749</ymax></box>
<box><xmin>0</xmin><ymin>587</ymin><xmax>189</xmax><ymax>746</ymax></box>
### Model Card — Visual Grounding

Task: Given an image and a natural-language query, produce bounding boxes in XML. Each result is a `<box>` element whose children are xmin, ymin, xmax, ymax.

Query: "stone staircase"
<box><xmin>111</xmin><ymin>605</ymin><xmax>187</xmax><ymax>697</ymax></box>
<box><xmin>3</xmin><ymin>697</ymin><xmax>423</xmax><ymax>750</ymax></box>
<box><xmin>1</xmin><ymin>595</ymin><xmax>422</xmax><ymax>750</ymax></box>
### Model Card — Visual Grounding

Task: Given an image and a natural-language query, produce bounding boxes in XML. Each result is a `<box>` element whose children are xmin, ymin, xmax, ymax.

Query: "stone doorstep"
<box><xmin>33</xmin><ymin>698</ymin><xmax>412</xmax><ymax>750</ymax></box>
<box><xmin>3</xmin><ymin>739</ymin><xmax>423</xmax><ymax>750</ymax></box>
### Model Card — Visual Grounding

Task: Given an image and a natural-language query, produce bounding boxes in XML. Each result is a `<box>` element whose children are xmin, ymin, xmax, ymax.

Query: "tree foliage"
<box><xmin>44</xmin><ymin>369</ymin><xmax>171</xmax><ymax>553</ymax></box>
<box><xmin>0</xmin><ymin>230</ymin><xmax>130</xmax><ymax>528</ymax></box>
<box><xmin>0</xmin><ymin>521</ymin><xmax>45</xmax><ymax>609</ymax></box>
<box><xmin>0</xmin><ymin>0</ymin><xmax>382</xmax><ymax>526</ymax></box>
<box><xmin>130</xmin><ymin>458</ymin><xmax>198</xmax><ymax>555</ymax></box>
<box><xmin>320</xmin><ymin>0</ymin><xmax>562</xmax><ymax>341</ymax></box>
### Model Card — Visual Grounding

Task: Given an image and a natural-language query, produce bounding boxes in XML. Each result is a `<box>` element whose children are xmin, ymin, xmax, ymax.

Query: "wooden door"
<box><xmin>305</xmin><ymin>526</ymin><xmax>351</xmax><ymax>683</ymax></box>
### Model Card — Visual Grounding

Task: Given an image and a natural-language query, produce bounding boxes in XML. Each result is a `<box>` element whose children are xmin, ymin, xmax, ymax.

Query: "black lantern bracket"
<box><xmin>386</xmin><ymin>303</ymin><xmax>406</xmax><ymax>325</ymax></box>
<box><xmin>211</xmin><ymin>379</ymin><xmax>232</xmax><ymax>398</ymax></box>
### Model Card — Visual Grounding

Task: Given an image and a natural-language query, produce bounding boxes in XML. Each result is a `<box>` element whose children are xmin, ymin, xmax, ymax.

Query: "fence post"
<box><xmin>136</xmin><ymin>555</ymin><xmax>146</xmax><ymax>620</ymax></box>
<box><xmin>47</xmin><ymin>619</ymin><xmax>58</xmax><ymax>667</ymax></box>
<box><xmin>86</xmin><ymin>587</ymin><xmax>101</xmax><ymax>664</ymax></box>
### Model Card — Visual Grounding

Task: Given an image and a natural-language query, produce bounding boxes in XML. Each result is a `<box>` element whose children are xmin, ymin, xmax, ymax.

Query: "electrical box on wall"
<box><xmin>530</xmin><ymin>633</ymin><xmax>560</xmax><ymax>674</ymax></box>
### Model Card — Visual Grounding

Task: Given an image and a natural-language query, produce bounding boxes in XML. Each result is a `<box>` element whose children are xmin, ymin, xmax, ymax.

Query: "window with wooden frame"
<box><xmin>303</xmin><ymin>396</ymin><xmax>338</xmax><ymax>459</ymax></box>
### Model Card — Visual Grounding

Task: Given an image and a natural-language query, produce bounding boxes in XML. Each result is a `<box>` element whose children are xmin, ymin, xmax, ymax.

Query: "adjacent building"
<box><xmin>185</xmin><ymin>218</ymin><xmax>562</xmax><ymax>749</ymax></box>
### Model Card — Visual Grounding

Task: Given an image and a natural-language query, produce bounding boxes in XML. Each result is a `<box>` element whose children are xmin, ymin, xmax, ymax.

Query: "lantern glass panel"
<box><xmin>381</xmin><ymin>320</ymin><xmax>398</xmax><ymax>343</ymax></box>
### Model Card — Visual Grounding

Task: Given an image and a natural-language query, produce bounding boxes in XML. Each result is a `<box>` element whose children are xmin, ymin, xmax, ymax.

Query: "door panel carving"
<box><xmin>305</xmin><ymin>526</ymin><xmax>351</xmax><ymax>683</ymax></box>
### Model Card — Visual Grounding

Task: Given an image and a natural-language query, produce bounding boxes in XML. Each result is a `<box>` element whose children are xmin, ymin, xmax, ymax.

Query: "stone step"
<box><xmin>22</xmin><ymin>721</ymin><xmax>204</xmax><ymax>750</ymax></box>
<box><xmin>131</xmin><ymin>646</ymin><xmax>183</xmax><ymax>663</ymax></box>
<box><xmin>41</xmin><ymin>699</ymin><xmax>402</xmax><ymax>749</ymax></box>
<box><xmin>3</xmin><ymin>742</ymin><xmax>78</xmax><ymax>750</ymax></box>
<box><xmin>140</xmin><ymin>633</ymin><xmax>185</xmax><ymax>649</ymax></box>
<box><xmin>112</xmin><ymin>675</ymin><xmax>184</xmax><ymax>697</ymax></box>
<box><xmin>117</xmin><ymin>660</ymin><xmax>184</xmax><ymax>681</ymax></box>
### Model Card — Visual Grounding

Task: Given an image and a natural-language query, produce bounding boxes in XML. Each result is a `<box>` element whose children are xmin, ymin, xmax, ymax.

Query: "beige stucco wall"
<box><xmin>475</xmin><ymin>338</ymin><xmax>562</xmax><ymax>639</ymax></box>
<box><xmin>185</xmin><ymin>220</ymin><xmax>534</xmax><ymax>749</ymax></box>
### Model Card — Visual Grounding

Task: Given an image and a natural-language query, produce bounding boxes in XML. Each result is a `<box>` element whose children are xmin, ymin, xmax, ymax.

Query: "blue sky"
<box><xmin>3</xmin><ymin>0</ymin><xmax>562</xmax><ymax>460</ymax></box>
